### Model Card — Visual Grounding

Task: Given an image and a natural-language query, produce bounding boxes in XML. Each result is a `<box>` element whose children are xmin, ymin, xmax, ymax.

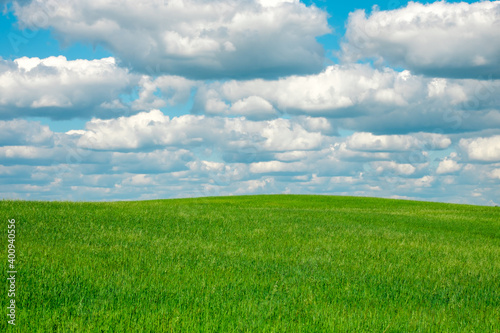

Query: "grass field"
<box><xmin>1</xmin><ymin>195</ymin><xmax>499</xmax><ymax>332</ymax></box>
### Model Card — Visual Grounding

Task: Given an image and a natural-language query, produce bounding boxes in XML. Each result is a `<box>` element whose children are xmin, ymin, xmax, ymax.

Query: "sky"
<box><xmin>0</xmin><ymin>0</ymin><xmax>499</xmax><ymax>205</ymax></box>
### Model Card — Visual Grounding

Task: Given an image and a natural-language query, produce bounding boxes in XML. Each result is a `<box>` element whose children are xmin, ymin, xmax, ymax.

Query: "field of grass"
<box><xmin>1</xmin><ymin>195</ymin><xmax>499</xmax><ymax>332</ymax></box>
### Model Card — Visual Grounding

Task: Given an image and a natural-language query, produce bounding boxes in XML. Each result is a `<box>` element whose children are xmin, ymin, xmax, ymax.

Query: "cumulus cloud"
<box><xmin>345</xmin><ymin>132</ymin><xmax>450</xmax><ymax>152</ymax></box>
<box><xmin>333</xmin><ymin>143</ymin><xmax>391</xmax><ymax>162</ymax></box>
<box><xmin>436</xmin><ymin>153</ymin><xmax>461</xmax><ymax>174</ymax></box>
<box><xmin>0</xmin><ymin>116</ymin><xmax>497</xmax><ymax>205</ymax></box>
<box><xmin>78</xmin><ymin>110</ymin><xmax>208</xmax><ymax>150</ymax></box>
<box><xmin>1</xmin><ymin>57</ymin><xmax>498</xmax><ymax>133</ymax></box>
<box><xmin>10</xmin><ymin>0</ymin><xmax>329</xmax><ymax>79</ymax></box>
<box><xmin>76</xmin><ymin>109</ymin><xmax>330</xmax><ymax>153</ymax></box>
<box><xmin>111</xmin><ymin>149</ymin><xmax>193</xmax><ymax>174</ymax></box>
<box><xmin>194</xmin><ymin>64</ymin><xmax>422</xmax><ymax>116</ymax></box>
<box><xmin>0</xmin><ymin>119</ymin><xmax>53</xmax><ymax>146</ymax></box>
<box><xmin>489</xmin><ymin>169</ymin><xmax>500</xmax><ymax>180</ymax></box>
<box><xmin>371</xmin><ymin>161</ymin><xmax>416</xmax><ymax>176</ymax></box>
<box><xmin>121</xmin><ymin>174</ymin><xmax>156</xmax><ymax>187</ymax></box>
<box><xmin>131</xmin><ymin>75</ymin><xmax>198</xmax><ymax>111</ymax></box>
<box><xmin>193</xmin><ymin>64</ymin><xmax>500</xmax><ymax>133</ymax></box>
<box><xmin>0</xmin><ymin>146</ymin><xmax>52</xmax><ymax>160</ymax></box>
<box><xmin>0</xmin><ymin>56</ymin><xmax>136</xmax><ymax>119</ymax></box>
<box><xmin>229</xmin><ymin>96</ymin><xmax>279</xmax><ymax>120</ymax></box>
<box><xmin>460</xmin><ymin>135</ymin><xmax>500</xmax><ymax>162</ymax></box>
<box><xmin>2</xmin><ymin>1</ymin><xmax>500</xmax><ymax>206</ymax></box>
<box><xmin>342</xmin><ymin>1</ymin><xmax>500</xmax><ymax>78</ymax></box>
<box><xmin>249</xmin><ymin>161</ymin><xmax>306</xmax><ymax>174</ymax></box>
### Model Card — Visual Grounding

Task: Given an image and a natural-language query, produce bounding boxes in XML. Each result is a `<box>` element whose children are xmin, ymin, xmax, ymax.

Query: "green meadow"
<box><xmin>1</xmin><ymin>195</ymin><xmax>499</xmax><ymax>332</ymax></box>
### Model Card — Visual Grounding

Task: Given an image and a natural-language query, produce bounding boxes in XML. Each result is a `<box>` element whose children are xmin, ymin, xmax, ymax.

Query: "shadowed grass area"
<box><xmin>1</xmin><ymin>195</ymin><xmax>499</xmax><ymax>332</ymax></box>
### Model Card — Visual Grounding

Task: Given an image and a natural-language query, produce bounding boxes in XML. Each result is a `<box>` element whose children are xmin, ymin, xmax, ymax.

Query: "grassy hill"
<box><xmin>2</xmin><ymin>195</ymin><xmax>499</xmax><ymax>332</ymax></box>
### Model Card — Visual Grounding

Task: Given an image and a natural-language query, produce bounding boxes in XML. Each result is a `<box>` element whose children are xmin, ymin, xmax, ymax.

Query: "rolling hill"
<box><xmin>1</xmin><ymin>195</ymin><xmax>499</xmax><ymax>331</ymax></box>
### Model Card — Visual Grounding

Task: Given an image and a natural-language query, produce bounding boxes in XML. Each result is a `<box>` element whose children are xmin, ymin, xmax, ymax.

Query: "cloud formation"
<box><xmin>345</xmin><ymin>132</ymin><xmax>450</xmax><ymax>152</ymax></box>
<box><xmin>460</xmin><ymin>135</ymin><xmax>500</xmax><ymax>162</ymax></box>
<box><xmin>436</xmin><ymin>154</ymin><xmax>461</xmax><ymax>175</ymax></box>
<box><xmin>342</xmin><ymin>1</ymin><xmax>500</xmax><ymax>78</ymax></box>
<box><xmin>0</xmin><ymin>119</ymin><xmax>53</xmax><ymax>145</ymax></box>
<box><xmin>193</xmin><ymin>64</ymin><xmax>500</xmax><ymax>133</ymax></box>
<box><xmin>0</xmin><ymin>113</ymin><xmax>498</xmax><ymax>205</ymax></box>
<box><xmin>0</xmin><ymin>56</ymin><xmax>136</xmax><ymax>119</ymax></box>
<box><xmin>1</xmin><ymin>0</ymin><xmax>499</xmax><ymax>206</ymax></box>
<box><xmin>76</xmin><ymin>110</ymin><xmax>331</xmax><ymax>153</ymax></box>
<box><xmin>11</xmin><ymin>0</ymin><xmax>329</xmax><ymax>79</ymax></box>
<box><xmin>194</xmin><ymin>64</ymin><xmax>419</xmax><ymax>117</ymax></box>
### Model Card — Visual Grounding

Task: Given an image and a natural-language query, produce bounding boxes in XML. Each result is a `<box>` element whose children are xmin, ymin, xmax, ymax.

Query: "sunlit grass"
<box><xmin>2</xmin><ymin>195</ymin><xmax>499</xmax><ymax>331</ymax></box>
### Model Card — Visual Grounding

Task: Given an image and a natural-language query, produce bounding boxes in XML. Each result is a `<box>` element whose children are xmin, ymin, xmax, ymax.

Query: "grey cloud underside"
<box><xmin>118</xmin><ymin>40</ymin><xmax>326</xmax><ymax>80</ymax></box>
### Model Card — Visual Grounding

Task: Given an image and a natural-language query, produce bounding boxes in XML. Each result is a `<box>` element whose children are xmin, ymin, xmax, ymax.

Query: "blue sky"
<box><xmin>0</xmin><ymin>0</ymin><xmax>499</xmax><ymax>205</ymax></box>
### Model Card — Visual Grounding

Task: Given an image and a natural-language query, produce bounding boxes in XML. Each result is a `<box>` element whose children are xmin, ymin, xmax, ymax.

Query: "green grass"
<box><xmin>1</xmin><ymin>195</ymin><xmax>499</xmax><ymax>332</ymax></box>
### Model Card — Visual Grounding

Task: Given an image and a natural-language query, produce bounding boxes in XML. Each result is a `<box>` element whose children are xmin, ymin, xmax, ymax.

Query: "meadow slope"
<box><xmin>1</xmin><ymin>195</ymin><xmax>499</xmax><ymax>332</ymax></box>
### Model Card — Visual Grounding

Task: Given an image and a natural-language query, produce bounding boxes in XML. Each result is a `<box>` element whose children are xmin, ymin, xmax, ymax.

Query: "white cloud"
<box><xmin>372</xmin><ymin>161</ymin><xmax>416</xmax><ymax>176</ymax></box>
<box><xmin>234</xmin><ymin>177</ymin><xmax>276</xmax><ymax>195</ymax></box>
<box><xmin>460</xmin><ymin>135</ymin><xmax>500</xmax><ymax>162</ymax></box>
<box><xmin>259</xmin><ymin>118</ymin><xmax>323</xmax><ymax>151</ymax></box>
<box><xmin>403</xmin><ymin>175</ymin><xmax>435</xmax><ymax>189</ymax></box>
<box><xmin>342</xmin><ymin>1</ymin><xmax>500</xmax><ymax>78</ymax></box>
<box><xmin>0</xmin><ymin>56</ymin><xmax>497</xmax><ymax>135</ymax></box>
<box><xmin>416</xmin><ymin>133</ymin><xmax>452</xmax><ymax>150</ymax></box>
<box><xmin>333</xmin><ymin>142</ymin><xmax>391</xmax><ymax>162</ymax></box>
<box><xmin>0</xmin><ymin>119</ymin><xmax>53</xmax><ymax>145</ymax></box>
<box><xmin>77</xmin><ymin>109</ymin><xmax>328</xmax><ymax>153</ymax></box>
<box><xmin>121</xmin><ymin>174</ymin><xmax>156</xmax><ymax>186</ymax></box>
<box><xmin>298</xmin><ymin>116</ymin><xmax>336</xmax><ymax>135</ymax></box>
<box><xmin>229</xmin><ymin>96</ymin><xmax>278</xmax><ymax>120</ymax></box>
<box><xmin>249</xmin><ymin>161</ymin><xmax>306</xmax><ymax>174</ymax></box>
<box><xmin>274</xmin><ymin>151</ymin><xmax>310</xmax><ymax>162</ymax></box>
<box><xmin>12</xmin><ymin>0</ymin><xmax>329</xmax><ymax>79</ymax></box>
<box><xmin>436</xmin><ymin>154</ymin><xmax>461</xmax><ymax>174</ymax></box>
<box><xmin>78</xmin><ymin>110</ymin><xmax>210</xmax><ymax>150</ymax></box>
<box><xmin>0</xmin><ymin>56</ymin><xmax>135</xmax><ymax>119</ymax></box>
<box><xmin>346</xmin><ymin>132</ymin><xmax>418</xmax><ymax>151</ymax></box>
<box><xmin>195</xmin><ymin>64</ymin><xmax>422</xmax><ymax>116</ymax></box>
<box><xmin>489</xmin><ymin>169</ymin><xmax>500</xmax><ymax>180</ymax></box>
<box><xmin>193</xmin><ymin>64</ymin><xmax>500</xmax><ymax>133</ymax></box>
<box><xmin>131</xmin><ymin>75</ymin><xmax>198</xmax><ymax>111</ymax></box>
<box><xmin>111</xmin><ymin>149</ymin><xmax>192</xmax><ymax>174</ymax></box>
<box><xmin>345</xmin><ymin>132</ymin><xmax>450</xmax><ymax>152</ymax></box>
<box><xmin>1</xmin><ymin>121</ymin><xmax>498</xmax><ymax>204</ymax></box>
<box><xmin>0</xmin><ymin>146</ymin><xmax>44</xmax><ymax>159</ymax></box>
<box><xmin>2</xmin><ymin>1</ymin><xmax>500</xmax><ymax>206</ymax></box>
